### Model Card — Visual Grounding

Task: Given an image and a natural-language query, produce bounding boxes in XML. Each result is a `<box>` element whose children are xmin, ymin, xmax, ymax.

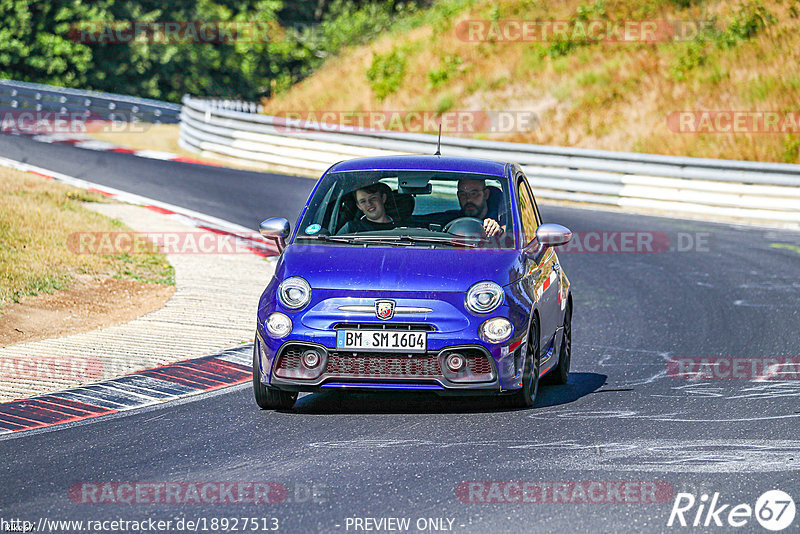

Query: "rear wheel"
<box><xmin>502</xmin><ymin>317</ymin><xmax>540</xmax><ymax>409</ymax></box>
<box><xmin>543</xmin><ymin>302</ymin><xmax>571</xmax><ymax>385</ymax></box>
<box><xmin>253</xmin><ymin>340</ymin><xmax>297</xmax><ymax>410</ymax></box>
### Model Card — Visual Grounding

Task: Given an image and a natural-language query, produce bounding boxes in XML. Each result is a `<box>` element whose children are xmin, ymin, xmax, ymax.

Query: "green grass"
<box><xmin>262</xmin><ymin>0</ymin><xmax>800</xmax><ymax>164</ymax></box>
<box><xmin>427</xmin><ymin>54</ymin><xmax>464</xmax><ymax>89</ymax></box>
<box><xmin>769</xmin><ymin>243</ymin><xmax>800</xmax><ymax>255</ymax></box>
<box><xmin>366</xmin><ymin>46</ymin><xmax>409</xmax><ymax>100</ymax></box>
<box><xmin>436</xmin><ymin>93</ymin><xmax>456</xmax><ymax>113</ymax></box>
<box><xmin>0</xmin><ymin>167</ymin><xmax>174</xmax><ymax>310</ymax></box>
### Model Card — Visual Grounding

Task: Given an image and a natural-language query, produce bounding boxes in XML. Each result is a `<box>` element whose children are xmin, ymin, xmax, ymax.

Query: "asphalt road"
<box><xmin>0</xmin><ymin>134</ymin><xmax>315</xmax><ymax>228</ymax></box>
<box><xmin>2</xmin><ymin>134</ymin><xmax>800</xmax><ymax>533</ymax></box>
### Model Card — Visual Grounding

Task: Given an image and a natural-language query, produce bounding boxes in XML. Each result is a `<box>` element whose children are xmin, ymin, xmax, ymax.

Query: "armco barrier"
<box><xmin>0</xmin><ymin>78</ymin><xmax>180</xmax><ymax>123</ymax></box>
<box><xmin>2</xmin><ymin>78</ymin><xmax>797</xmax><ymax>225</ymax></box>
<box><xmin>179</xmin><ymin>96</ymin><xmax>800</xmax><ymax>225</ymax></box>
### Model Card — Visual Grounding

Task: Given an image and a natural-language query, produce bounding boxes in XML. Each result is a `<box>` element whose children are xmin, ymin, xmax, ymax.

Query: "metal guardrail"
<box><xmin>1</xmin><ymin>79</ymin><xmax>797</xmax><ymax>224</ymax></box>
<box><xmin>179</xmin><ymin>95</ymin><xmax>800</xmax><ymax>224</ymax></box>
<box><xmin>0</xmin><ymin>79</ymin><xmax>181</xmax><ymax>123</ymax></box>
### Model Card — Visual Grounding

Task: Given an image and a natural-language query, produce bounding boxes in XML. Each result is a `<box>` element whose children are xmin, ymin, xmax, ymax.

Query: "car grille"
<box><xmin>273</xmin><ymin>344</ymin><xmax>327</xmax><ymax>379</ymax></box>
<box><xmin>332</xmin><ymin>323</ymin><xmax>436</xmax><ymax>332</ymax></box>
<box><xmin>275</xmin><ymin>346</ymin><xmax>305</xmax><ymax>372</ymax></box>
<box><xmin>465</xmin><ymin>352</ymin><xmax>492</xmax><ymax>375</ymax></box>
<box><xmin>326</xmin><ymin>353</ymin><xmax>441</xmax><ymax>377</ymax></box>
<box><xmin>274</xmin><ymin>346</ymin><xmax>493</xmax><ymax>381</ymax></box>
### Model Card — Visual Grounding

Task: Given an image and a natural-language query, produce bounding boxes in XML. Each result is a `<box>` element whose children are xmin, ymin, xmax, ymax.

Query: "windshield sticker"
<box><xmin>305</xmin><ymin>224</ymin><xmax>322</xmax><ymax>234</ymax></box>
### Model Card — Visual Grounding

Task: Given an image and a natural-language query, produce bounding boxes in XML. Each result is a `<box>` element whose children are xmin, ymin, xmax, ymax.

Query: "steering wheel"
<box><xmin>443</xmin><ymin>217</ymin><xmax>486</xmax><ymax>237</ymax></box>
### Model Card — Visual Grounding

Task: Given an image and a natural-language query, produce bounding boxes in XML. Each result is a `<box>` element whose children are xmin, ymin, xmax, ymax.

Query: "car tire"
<box><xmin>543</xmin><ymin>302</ymin><xmax>571</xmax><ymax>386</ymax></box>
<box><xmin>502</xmin><ymin>317</ymin><xmax>540</xmax><ymax>409</ymax></box>
<box><xmin>253</xmin><ymin>340</ymin><xmax>297</xmax><ymax>410</ymax></box>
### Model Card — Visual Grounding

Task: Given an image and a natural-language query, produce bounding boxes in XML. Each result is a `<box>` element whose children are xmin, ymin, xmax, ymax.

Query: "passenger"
<box><xmin>338</xmin><ymin>184</ymin><xmax>396</xmax><ymax>234</ymax></box>
<box><xmin>429</xmin><ymin>178</ymin><xmax>504</xmax><ymax>237</ymax></box>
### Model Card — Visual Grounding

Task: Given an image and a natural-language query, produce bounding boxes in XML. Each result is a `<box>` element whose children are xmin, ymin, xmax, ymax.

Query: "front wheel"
<box><xmin>502</xmin><ymin>318</ymin><xmax>540</xmax><ymax>409</ymax></box>
<box><xmin>253</xmin><ymin>340</ymin><xmax>297</xmax><ymax>410</ymax></box>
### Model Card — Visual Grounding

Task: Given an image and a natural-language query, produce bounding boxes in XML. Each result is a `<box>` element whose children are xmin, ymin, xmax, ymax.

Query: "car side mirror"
<box><xmin>535</xmin><ymin>223</ymin><xmax>572</xmax><ymax>247</ymax></box>
<box><xmin>259</xmin><ymin>217</ymin><xmax>290</xmax><ymax>253</ymax></box>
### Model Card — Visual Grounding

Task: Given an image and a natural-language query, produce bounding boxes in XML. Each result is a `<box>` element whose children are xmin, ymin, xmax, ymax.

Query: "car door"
<box><xmin>516</xmin><ymin>173</ymin><xmax>559</xmax><ymax>355</ymax></box>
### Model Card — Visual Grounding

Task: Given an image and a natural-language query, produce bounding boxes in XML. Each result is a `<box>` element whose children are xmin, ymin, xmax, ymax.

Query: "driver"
<box><xmin>434</xmin><ymin>178</ymin><xmax>504</xmax><ymax>237</ymax></box>
<box><xmin>338</xmin><ymin>183</ymin><xmax>396</xmax><ymax>234</ymax></box>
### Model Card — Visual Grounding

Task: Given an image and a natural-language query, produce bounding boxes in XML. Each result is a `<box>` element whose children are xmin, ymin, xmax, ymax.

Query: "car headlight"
<box><xmin>278</xmin><ymin>277</ymin><xmax>311</xmax><ymax>309</ymax></box>
<box><xmin>480</xmin><ymin>317</ymin><xmax>513</xmax><ymax>344</ymax></box>
<box><xmin>266</xmin><ymin>312</ymin><xmax>292</xmax><ymax>338</ymax></box>
<box><xmin>466</xmin><ymin>281</ymin><xmax>503</xmax><ymax>314</ymax></box>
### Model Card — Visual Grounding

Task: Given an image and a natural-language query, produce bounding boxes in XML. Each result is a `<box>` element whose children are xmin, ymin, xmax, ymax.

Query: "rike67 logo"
<box><xmin>668</xmin><ymin>490</ymin><xmax>796</xmax><ymax>531</ymax></box>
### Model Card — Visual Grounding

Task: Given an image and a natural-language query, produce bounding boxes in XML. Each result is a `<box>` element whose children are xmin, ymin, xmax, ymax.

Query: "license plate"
<box><xmin>336</xmin><ymin>330</ymin><xmax>427</xmax><ymax>353</ymax></box>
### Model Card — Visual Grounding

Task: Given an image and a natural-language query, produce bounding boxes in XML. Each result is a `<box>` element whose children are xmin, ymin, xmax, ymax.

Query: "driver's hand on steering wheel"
<box><xmin>483</xmin><ymin>218</ymin><xmax>502</xmax><ymax>237</ymax></box>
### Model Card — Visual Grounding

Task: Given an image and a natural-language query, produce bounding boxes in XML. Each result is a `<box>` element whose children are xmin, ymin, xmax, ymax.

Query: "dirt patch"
<box><xmin>0</xmin><ymin>274</ymin><xmax>175</xmax><ymax>348</ymax></box>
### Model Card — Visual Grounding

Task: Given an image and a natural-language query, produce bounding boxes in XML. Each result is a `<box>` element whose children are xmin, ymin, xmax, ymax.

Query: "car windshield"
<box><xmin>294</xmin><ymin>170</ymin><xmax>515</xmax><ymax>249</ymax></box>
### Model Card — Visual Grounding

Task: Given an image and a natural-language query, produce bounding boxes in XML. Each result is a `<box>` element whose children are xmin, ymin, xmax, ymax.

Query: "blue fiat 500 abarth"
<box><xmin>254</xmin><ymin>155</ymin><xmax>573</xmax><ymax>409</ymax></box>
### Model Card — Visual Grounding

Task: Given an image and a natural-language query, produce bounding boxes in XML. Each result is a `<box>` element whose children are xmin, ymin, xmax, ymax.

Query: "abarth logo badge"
<box><xmin>375</xmin><ymin>300</ymin><xmax>395</xmax><ymax>321</ymax></box>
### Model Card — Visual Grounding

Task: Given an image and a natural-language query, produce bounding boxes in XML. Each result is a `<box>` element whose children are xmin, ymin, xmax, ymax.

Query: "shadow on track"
<box><xmin>285</xmin><ymin>372</ymin><xmax>606</xmax><ymax>415</ymax></box>
<box><xmin>535</xmin><ymin>372</ymin><xmax>607</xmax><ymax>408</ymax></box>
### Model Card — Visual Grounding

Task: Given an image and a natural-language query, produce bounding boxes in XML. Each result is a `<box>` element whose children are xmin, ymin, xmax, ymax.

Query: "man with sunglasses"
<box><xmin>453</xmin><ymin>178</ymin><xmax>504</xmax><ymax>237</ymax></box>
<box><xmin>417</xmin><ymin>178</ymin><xmax>504</xmax><ymax>238</ymax></box>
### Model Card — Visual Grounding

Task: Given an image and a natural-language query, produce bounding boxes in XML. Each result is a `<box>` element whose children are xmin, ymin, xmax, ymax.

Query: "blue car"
<box><xmin>254</xmin><ymin>155</ymin><xmax>573</xmax><ymax>409</ymax></box>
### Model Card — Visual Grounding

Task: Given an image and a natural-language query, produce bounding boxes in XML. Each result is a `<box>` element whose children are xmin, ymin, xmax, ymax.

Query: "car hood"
<box><xmin>276</xmin><ymin>244</ymin><xmax>523</xmax><ymax>292</ymax></box>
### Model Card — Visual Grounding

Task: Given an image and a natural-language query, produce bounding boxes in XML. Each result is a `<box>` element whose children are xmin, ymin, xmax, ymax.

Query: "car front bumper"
<box><xmin>255</xmin><ymin>328</ymin><xmax>527</xmax><ymax>396</ymax></box>
<box><xmin>255</xmin><ymin>287</ymin><xmax>533</xmax><ymax>394</ymax></box>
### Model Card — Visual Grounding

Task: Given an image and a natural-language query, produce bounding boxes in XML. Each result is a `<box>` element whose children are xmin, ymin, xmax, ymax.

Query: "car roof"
<box><xmin>328</xmin><ymin>155</ymin><xmax>509</xmax><ymax>177</ymax></box>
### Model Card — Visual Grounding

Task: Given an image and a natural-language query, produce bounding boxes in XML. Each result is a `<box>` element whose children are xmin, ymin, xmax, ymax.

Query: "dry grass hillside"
<box><xmin>262</xmin><ymin>0</ymin><xmax>800</xmax><ymax>163</ymax></box>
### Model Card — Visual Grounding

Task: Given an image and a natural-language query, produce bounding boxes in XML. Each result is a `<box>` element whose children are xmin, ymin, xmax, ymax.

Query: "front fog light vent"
<box><xmin>302</xmin><ymin>350</ymin><xmax>321</xmax><ymax>368</ymax></box>
<box><xmin>445</xmin><ymin>353</ymin><xmax>466</xmax><ymax>372</ymax></box>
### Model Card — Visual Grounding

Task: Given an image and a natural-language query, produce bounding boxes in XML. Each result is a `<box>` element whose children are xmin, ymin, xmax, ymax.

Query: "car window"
<box><xmin>293</xmin><ymin>170</ymin><xmax>515</xmax><ymax>249</ymax></box>
<box><xmin>377</xmin><ymin>177</ymin><xmax>463</xmax><ymax>215</ymax></box>
<box><xmin>516</xmin><ymin>176</ymin><xmax>538</xmax><ymax>245</ymax></box>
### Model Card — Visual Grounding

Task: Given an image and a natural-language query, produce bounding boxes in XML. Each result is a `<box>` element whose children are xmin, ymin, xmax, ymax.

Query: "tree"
<box><xmin>0</xmin><ymin>0</ymin><xmax>110</xmax><ymax>88</ymax></box>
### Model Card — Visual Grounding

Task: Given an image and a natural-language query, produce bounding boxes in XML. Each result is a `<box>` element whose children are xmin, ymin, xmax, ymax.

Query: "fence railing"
<box><xmin>2</xmin><ymin>80</ymin><xmax>797</xmax><ymax>225</ymax></box>
<box><xmin>0</xmin><ymin>78</ymin><xmax>181</xmax><ymax>123</ymax></box>
<box><xmin>179</xmin><ymin>95</ymin><xmax>800</xmax><ymax>224</ymax></box>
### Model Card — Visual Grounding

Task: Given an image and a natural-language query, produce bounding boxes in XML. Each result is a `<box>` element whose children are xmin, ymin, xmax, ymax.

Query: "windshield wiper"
<box><xmin>297</xmin><ymin>234</ymin><xmax>477</xmax><ymax>248</ymax></box>
<box><xmin>362</xmin><ymin>235</ymin><xmax>478</xmax><ymax>248</ymax></box>
<box><xmin>296</xmin><ymin>235</ymin><xmax>414</xmax><ymax>246</ymax></box>
<box><xmin>297</xmin><ymin>235</ymin><xmax>360</xmax><ymax>243</ymax></box>
<box><xmin>397</xmin><ymin>235</ymin><xmax>478</xmax><ymax>247</ymax></box>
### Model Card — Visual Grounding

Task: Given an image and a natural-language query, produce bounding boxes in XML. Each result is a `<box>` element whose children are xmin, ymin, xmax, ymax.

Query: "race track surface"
<box><xmin>1</xmin><ymin>134</ymin><xmax>799</xmax><ymax>533</ymax></box>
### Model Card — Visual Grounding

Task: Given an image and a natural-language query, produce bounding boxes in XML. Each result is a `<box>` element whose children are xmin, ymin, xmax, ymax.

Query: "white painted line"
<box><xmin>73</xmin><ymin>140</ymin><xmax>120</xmax><ymax>151</ymax></box>
<box><xmin>0</xmin><ymin>155</ymin><xmax>270</xmax><ymax>245</ymax></box>
<box><xmin>133</xmin><ymin>149</ymin><xmax>181</xmax><ymax>160</ymax></box>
